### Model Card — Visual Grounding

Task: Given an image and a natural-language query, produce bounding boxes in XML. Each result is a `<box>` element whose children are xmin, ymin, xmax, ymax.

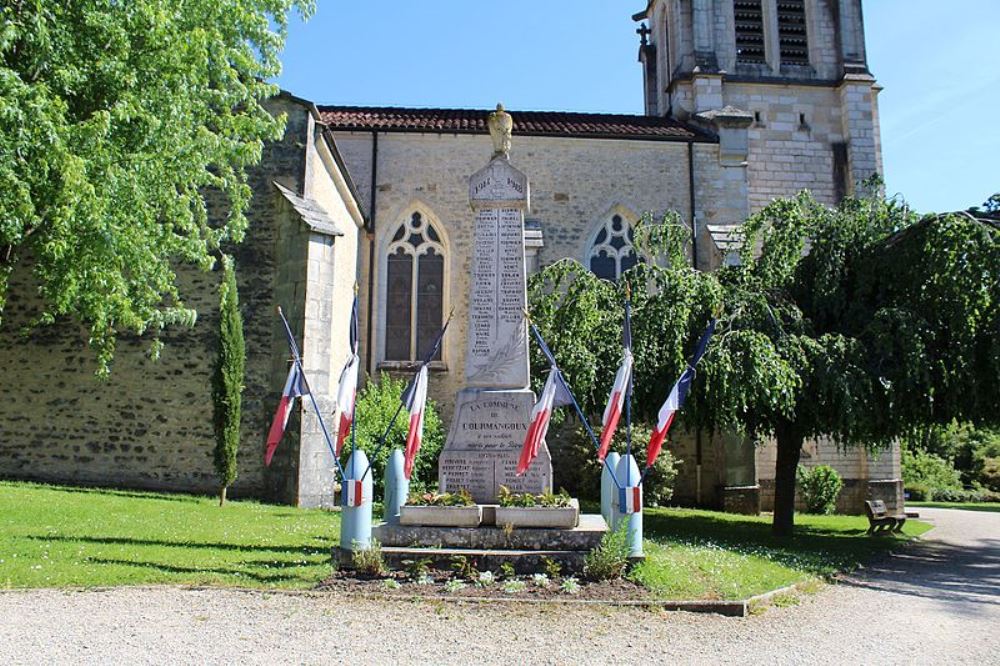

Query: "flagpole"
<box><xmin>524</xmin><ymin>313</ymin><xmax>623</xmax><ymax>491</ymax></box>
<box><xmin>277</xmin><ymin>307</ymin><xmax>346</xmax><ymax>478</ymax></box>
<box><xmin>350</xmin><ymin>284</ymin><xmax>360</xmax><ymax>458</ymax></box>
<box><xmin>359</xmin><ymin>311</ymin><xmax>453</xmax><ymax>482</ymax></box>
<box><xmin>624</xmin><ymin>289</ymin><xmax>633</xmax><ymax>488</ymax></box>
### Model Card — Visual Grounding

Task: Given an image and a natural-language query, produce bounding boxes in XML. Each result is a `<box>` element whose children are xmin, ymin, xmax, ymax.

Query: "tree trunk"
<box><xmin>772</xmin><ymin>420</ymin><xmax>804</xmax><ymax>537</ymax></box>
<box><xmin>219</xmin><ymin>485</ymin><xmax>227</xmax><ymax>507</ymax></box>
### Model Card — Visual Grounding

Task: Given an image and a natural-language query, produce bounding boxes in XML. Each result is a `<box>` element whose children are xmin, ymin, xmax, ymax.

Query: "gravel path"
<box><xmin>1</xmin><ymin>507</ymin><xmax>997</xmax><ymax>665</ymax></box>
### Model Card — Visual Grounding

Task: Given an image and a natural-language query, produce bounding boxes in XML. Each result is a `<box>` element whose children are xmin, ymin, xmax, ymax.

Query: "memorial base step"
<box><xmin>372</xmin><ymin>513</ymin><xmax>607</xmax><ymax>551</ymax></box>
<box><xmin>377</xmin><ymin>546</ymin><xmax>590</xmax><ymax>575</ymax></box>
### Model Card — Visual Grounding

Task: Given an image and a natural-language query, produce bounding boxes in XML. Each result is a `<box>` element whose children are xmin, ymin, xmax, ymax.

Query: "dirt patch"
<box><xmin>316</xmin><ymin>570</ymin><xmax>652</xmax><ymax>602</ymax></box>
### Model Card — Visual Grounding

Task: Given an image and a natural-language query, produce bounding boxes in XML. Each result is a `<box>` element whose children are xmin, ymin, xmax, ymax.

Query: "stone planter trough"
<box><xmin>494</xmin><ymin>498</ymin><xmax>579</xmax><ymax>529</ymax></box>
<box><xmin>399</xmin><ymin>504</ymin><xmax>482</xmax><ymax>528</ymax></box>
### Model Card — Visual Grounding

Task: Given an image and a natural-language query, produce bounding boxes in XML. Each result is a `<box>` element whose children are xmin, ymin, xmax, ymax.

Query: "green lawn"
<box><xmin>0</xmin><ymin>481</ymin><xmax>339</xmax><ymax>589</ymax></box>
<box><xmin>0</xmin><ymin>481</ymin><xmax>930</xmax><ymax>599</ymax></box>
<box><xmin>632</xmin><ymin>507</ymin><xmax>932</xmax><ymax>600</ymax></box>
<box><xmin>908</xmin><ymin>501</ymin><xmax>1000</xmax><ymax>513</ymax></box>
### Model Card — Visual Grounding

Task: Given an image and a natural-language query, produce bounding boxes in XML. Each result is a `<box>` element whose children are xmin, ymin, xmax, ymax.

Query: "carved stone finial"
<box><xmin>487</xmin><ymin>102</ymin><xmax>513</xmax><ymax>158</ymax></box>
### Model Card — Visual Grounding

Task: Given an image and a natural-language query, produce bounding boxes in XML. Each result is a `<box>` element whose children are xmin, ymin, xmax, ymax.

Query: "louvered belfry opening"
<box><xmin>777</xmin><ymin>0</ymin><xmax>809</xmax><ymax>65</ymax></box>
<box><xmin>734</xmin><ymin>0</ymin><xmax>766</xmax><ymax>64</ymax></box>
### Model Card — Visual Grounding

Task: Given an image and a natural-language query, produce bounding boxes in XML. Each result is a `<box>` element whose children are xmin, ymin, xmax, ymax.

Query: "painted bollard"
<box><xmin>614</xmin><ymin>453</ymin><xmax>644</xmax><ymax>558</ymax></box>
<box><xmin>383</xmin><ymin>448</ymin><xmax>409</xmax><ymax>525</ymax></box>
<box><xmin>601</xmin><ymin>451</ymin><xmax>621</xmax><ymax>528</ymax></box>
<box><xmin>340</xmin><ymin>449</ymin><xmax>373</xmax><ymax>552</ymax></box>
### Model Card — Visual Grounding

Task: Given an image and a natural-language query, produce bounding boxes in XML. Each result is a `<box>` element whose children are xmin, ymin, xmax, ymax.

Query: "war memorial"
<box><xmin>329</xmin><ymin>105</ymin><xmax>635</xmax><ymax>573</ymax></box>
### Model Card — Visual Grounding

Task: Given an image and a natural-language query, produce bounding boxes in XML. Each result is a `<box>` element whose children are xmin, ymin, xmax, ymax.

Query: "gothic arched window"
<box><xmin>589</xmin><ymin>214</ymin><xmax>639</xmax><ymax>281</ymax></box>
<box><xmin>384</xmin><ymin>211</ymin><xmax>445</xmax><ymax>362</ymax></box>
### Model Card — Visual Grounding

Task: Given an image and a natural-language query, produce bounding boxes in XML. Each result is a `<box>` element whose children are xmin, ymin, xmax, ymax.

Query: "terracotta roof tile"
<box><xmin>317</xmin><ymin>106</ymin><xmax>714</xmax><ymax>142</ymax></box>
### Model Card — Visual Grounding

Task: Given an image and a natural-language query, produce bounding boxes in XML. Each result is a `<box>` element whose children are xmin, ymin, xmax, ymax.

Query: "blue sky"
<box><xmin>276</xmin><ymin>1</ymin><xmax>999</xmax><ymax>213</ymax></box>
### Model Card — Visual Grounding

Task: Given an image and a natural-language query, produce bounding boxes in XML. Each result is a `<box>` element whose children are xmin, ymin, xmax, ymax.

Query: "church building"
<box><xmin>0</xmin><ymin>0</ymin><xmax>900</xmax><ymax>512</ymax></box>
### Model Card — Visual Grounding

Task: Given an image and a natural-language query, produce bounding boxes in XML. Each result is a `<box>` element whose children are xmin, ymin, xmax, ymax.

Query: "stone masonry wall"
<box><xmin>332</xmin><ymin>131</ymin><xmax>732</xmax><ymax>420</ymax></box>
<box><xmin>756</xmin><ymin>437</ymin><xmax>902</xmax><ymax>514</ymax></box>
<box><xmin>0</xmin><ymin>97</ymin><xmax>362</xmax><ymax>505</ymax></box>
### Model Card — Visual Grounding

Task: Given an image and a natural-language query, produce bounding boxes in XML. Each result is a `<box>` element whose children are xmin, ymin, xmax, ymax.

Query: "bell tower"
<box><xmin>634</xmin><ymin>0</ymin><xmax>882</xmax><ymax>204</ymax></box>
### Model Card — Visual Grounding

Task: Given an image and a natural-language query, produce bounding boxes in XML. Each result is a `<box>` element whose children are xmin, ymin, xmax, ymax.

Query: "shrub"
<box><xmin>584</xmin><ymin>524</ymin><xmax>630</xmax><ymax>581</ymax></box>
<box><xmin>212</xmin><ymin>257</ymin><xmax>245</xmax><ymax>506</ymax></box>
<box><xmin>796</xmin><ymin>465</ymin><xmax>843</xmax><ymax>515</ymax></box>
<box><xmin>354</xmin><ymin>372</ymin><xmax>444</xmax><ymax>497</ymax></box>
<box><xmin>531</xmin><ymin>573</ymin><xmax>551</xmax><ymax>588</ymax></box>
<box><xmin>444</xmin><ymin>579</ymin><xmax>466</xmax><ymax>593</ymax></box>
<box><xmin>547</xmin><ymin>421</ymin><xmax>679</xmax><ymax>505</ymax></box>
<box><xmin>904</xmin><ymin>422</ymin><xmax>1000</xmax><ymax>487</ymax></box>
<box><xmin>981</xmin><ymin>458</ymin><xmax>1000</xmax><ymax>493</ymax></box>
<box><xmin>503</xmin><ymin>579</ymin><xmax>526</xmax><ymax>594</ymax></box>
<box><xmin>560</xmin><ymin>577</ymin><xmax>581</xmax><ymax>594</ymax></box>
<box><xmin>904</xmin><ymin>483</ymin><xmax>931</xmax><ymax>502</ymax></box>
<box><xmin>351</xmin><ymin>539</ymin><xmax>386</xmax><ymax>577</ymax></box>
<box><xmin>902</xmin><ymin>446</ymin><xmax>962</xmax><ymax>492</ymax></box>
<box><xmin>406</xmin><ymin>489</ymin><xmax>475</xmax><ymax>507</ymax></box>
<box><xmin>931</xmin><ymin>487</ymin><xmax>1000</xmax><ymax>503</ymax></box>
<box><xmin>497</xmin><ymin>486</ymin><xmax>572</xmax><ymax>508</ymax></box>
<box><xmin>542</xmin><ymin>557</ymin><xmax>562</xmax><ymax>579</ymax></box>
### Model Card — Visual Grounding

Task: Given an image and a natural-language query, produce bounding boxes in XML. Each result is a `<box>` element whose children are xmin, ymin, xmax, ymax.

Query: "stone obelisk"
<box><xmin>437</xmin><ymin>104</ymin><xmax>553</xmax><ymax>503</ymax></box>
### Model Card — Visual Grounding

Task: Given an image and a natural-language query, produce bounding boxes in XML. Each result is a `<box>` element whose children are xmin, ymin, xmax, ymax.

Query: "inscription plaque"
<box><xmin>438</xmin><ymin>151</ymin><xmax>552</xmax><ymax>501</ymax></box>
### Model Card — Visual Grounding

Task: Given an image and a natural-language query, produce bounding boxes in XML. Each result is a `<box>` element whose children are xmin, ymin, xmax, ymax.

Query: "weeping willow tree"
<box><xmin>528</xmin><ymin>193</ymin><xmax>1000</xmax><ymax>536</ymax></box>
<box><xmin>212</xmin><ymin>257</ymin><xmax>245</xmax><ymax>506</ymax></box>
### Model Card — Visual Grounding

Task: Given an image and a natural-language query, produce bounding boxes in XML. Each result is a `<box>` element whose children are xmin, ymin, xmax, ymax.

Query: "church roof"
<box><xmin>273</xmin><ymin>181</ymin><xmax>344</xmax><ymax>237</ymax></box>
<box><xmin>317</xmin><ymin>106</ymin><xmax>714</xmax><ymax>143</ymax></box>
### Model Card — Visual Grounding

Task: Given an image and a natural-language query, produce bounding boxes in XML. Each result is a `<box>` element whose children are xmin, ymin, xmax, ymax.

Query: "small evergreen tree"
<box><xmin>212</xmin><ymin>257</ymin><xmax>245</xmax><ymax>505</ymax></box>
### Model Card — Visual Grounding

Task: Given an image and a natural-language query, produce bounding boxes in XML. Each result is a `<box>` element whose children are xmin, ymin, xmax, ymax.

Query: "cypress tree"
<box><xmin>213</xmin><ymin>256</ymin><xmax>245</xmax><ymax>505</ymax></box>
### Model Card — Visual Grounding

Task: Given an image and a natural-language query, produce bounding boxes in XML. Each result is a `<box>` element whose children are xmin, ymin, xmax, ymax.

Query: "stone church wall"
<box><xmin>333</xmin><ymin>130</ymin><xmax>738</xmax><ymax>419</ymax></box>
<box><xmin>0</xmin><ymin>97</ymin><xmax>362</xmax><ymax>505</ymax></box>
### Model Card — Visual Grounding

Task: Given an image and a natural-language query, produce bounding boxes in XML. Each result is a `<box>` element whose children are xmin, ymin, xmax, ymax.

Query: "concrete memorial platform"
<box><xmin>373</xmin><ymin>513</ymin><xmax>608</xmax><ymax>573</ymax></box>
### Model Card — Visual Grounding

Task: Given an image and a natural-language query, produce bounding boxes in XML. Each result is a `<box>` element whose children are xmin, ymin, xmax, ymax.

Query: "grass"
<box><xmin>0</xmin><ymin>481</ymin><xmax>339</xmax><ymax>589</ymax></box>
<box><xmin>0</xmin><ymin>481</ymin><xmax>931</xmax><ymax>600</ymax></box>
<box><xmin>907</xmin><ymin>501</ymin><xmax>1000</xmax><ymax>513</ymax></box>
<box><xmin>631</xmin><ymin>507</ymin><xmax>932</xmax><ymax>600</ymax></box>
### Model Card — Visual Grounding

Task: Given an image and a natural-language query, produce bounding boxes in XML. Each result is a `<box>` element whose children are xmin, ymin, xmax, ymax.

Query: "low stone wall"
<box><xmin>759</xmin><ymin>478</ymin><xmax>904</xmax><ymax>516</ymax></box>
<box><xmin>721</xmin><ymin>485</ymin><xmax>761</xmax><ymax>515</ymax></box>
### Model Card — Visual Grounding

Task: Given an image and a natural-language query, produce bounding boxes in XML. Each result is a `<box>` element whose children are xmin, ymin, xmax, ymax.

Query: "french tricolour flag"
<box><xmin>597</xmin><ymin>349</ymin><xmax>633</xmax><ymax>461</ymax></box>
<box><xmin>334</xmin><ymin>353</ymin><xmax>360</xmax><ymax>456</ymax></box>
<box><xmin>646</xmin><ymin>319</ymin><xmax>717</xmax><ymax>468</ymax></box>
<box><xmin>402</xmin><ymin>366</ymin><xmax>429</xmax><ymax>480</ymax></box>
<box><xmin>334</xmin><ymin>297</ymin><xmax>361</xmax><ymax>456</ymax></box>
<box><xmin>517</xmin><ymin>366</ymin><xmax>572</xmax><ymax>476</ymax></box>
<box><xmin>264</xmin><ymin>362</ymin><xmax>308</xmax><ymax>466</ymax></box>
<box><xmin>345</xmin><ymin>480</ymin><xmax>369</xmax><ymax>507</ymax></box>
<box><xmin>619</xmin><ymin>485</ymin><xmax>642</xmax><ymax>514</ymax></box>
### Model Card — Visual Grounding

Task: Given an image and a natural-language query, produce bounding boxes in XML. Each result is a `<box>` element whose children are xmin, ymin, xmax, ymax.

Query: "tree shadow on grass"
<box><xmin>11</xmin><ymin>483</ymin><xmax>207</xmax><ymax>504</ymax></box>
<box><xmin>25</xmin><ymin>534</ymin><xmax>330</xmax><ymax>558</ymax></box>
<box><xmin>642</xmin><ymin>510</ymin><xmax>913</xmax><ymax>574</ymax></box>
<box><xmin>86</xmin><ymin>558</ymin><xmax>318</xmax><ymax>585</ymax></box>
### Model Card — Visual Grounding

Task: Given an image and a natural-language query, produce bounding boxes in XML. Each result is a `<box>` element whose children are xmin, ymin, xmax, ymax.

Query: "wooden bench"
<box><xmin>864</xmin><ymin>499</ymin><xmax>906</xmax><ymax>534</ymax></box>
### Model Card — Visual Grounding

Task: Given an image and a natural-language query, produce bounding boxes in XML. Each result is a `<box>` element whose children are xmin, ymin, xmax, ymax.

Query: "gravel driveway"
<box><xmin>1</xmin><ymin>507</ymin><xmax>997</xmax><ymax>665</ymax></box>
